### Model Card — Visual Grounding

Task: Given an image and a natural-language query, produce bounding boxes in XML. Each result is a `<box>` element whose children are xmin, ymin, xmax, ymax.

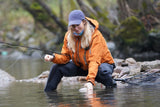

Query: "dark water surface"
<box><xmin>0</xmin><ymin>57</ymin><xmax>160</xmax><ymax>107</ymax></box>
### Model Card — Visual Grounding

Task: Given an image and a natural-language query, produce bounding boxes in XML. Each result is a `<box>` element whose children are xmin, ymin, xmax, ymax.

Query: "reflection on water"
<box><xmin>0</xmin><ymin>57</ymin><xmax>160</xmax><ymax>107</ymax></box>
<box><xmin>45</xmin><ymin>86</ymin><xmax>116</xmax><ymax>107</ymax></box>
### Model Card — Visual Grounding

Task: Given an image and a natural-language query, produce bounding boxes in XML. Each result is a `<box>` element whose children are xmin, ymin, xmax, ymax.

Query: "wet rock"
<box><xmin>113</xmin><ymin>58</ymin><xmax>160</xmax><ymax>86</ymax></box>
<box><xmin>140</xmin><ymin>60</ymin><xmax>160</xmax><ymax>71</ymax></box>
<box><xmin>129</xmin><ymin>62</ymin><xmax>141</xmax><ymax>75</ymax></box>
<box><xmin>113</xmin><ymin>66</ymin><xmax>124</xmax><ymax>74</ymax></box>
<box><xmin>16</xmin><ymin>71</ymin><xmax>49</xmax><ymax>83</ymax></box>
<box><xmin>12</xmin><ymin>58</ymin><xmax>160</xmax><ymax>87</ymax></box>
<box><xmin>113</xmin><ymin>58</ymin><xmax>141</xmax><ymax>79</ymax></box>
<box><xmin>118</xmin><ymin>67</ymin><xmax>130</xmax><ymax>78</ymax></box>
<box><xmin>0</xmin><ymin>69</ymin><xmax>15</xmax><ymax>82</ymax></box>
<box><xmin>114</xmin><ymin>58</ymin><xmax>125</xmax><ymax>66</ymax></box>
<box><xmin>113</xmin><ymin>66</ymin><xmax>130</xmax><ymax>78</ymax></box>
<box><xmin>147</xmin><ymin>69</ymin><xmax>160</xmax><ymax>73</ymax></box>
<box><xmin>125</xmin><ymin>58</ymin><xmax>137</xmax><ymax>65</ymax></box>
<box><xmin>0</xmin><ymin>69</ymin><xmax>15</xmax><ymax>88</ymax></box>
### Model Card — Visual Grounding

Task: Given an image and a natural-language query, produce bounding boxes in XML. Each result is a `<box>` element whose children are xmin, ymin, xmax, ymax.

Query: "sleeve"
<box><xmin>86</xmin><ymin>32</ymin><xmax>104</xmax><ymax>85</ymax></box>
<box><xmin>52</xmin><ymin>33</ymin><xmax>71</xmax><ymax>64</ymax></box>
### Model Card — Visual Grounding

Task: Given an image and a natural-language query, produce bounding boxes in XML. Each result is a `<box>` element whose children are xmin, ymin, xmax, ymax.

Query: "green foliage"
<box><xmin>86</xmin><ymin>0</ymin><xmax>116</xmax><ymax>31</ymax></box>
<box><xmin>30</xmin><ymin>2</ymin><xmax>42</xmax><ymax>10</ymax></box>
<box><xmin>69</xmin><ymin>0</ymin><xmax>77</xmax><ymax>10</ymax></box>
<box><xmin>30</xmin><ymin>2</ymin><xmax>48</xmax><ymax>21</ymax></box>
<box><xmin>46</xmin><ymin>0</ymin><xmax>59</xmax><ymax>14</ymax></box>
<box><xmin>37</xmin><ymin>13</ymin><xmax>49</xmax><ymax>20</ymax></box>
<box><xmin>142</xmin><ymin>1</ymin><xmax>147</xmax><ymax>10</ymax></box>
<box><xmin>150</xmin><ymin>28</ymin><xmax>160</xmax><ymax>33</ymax></box>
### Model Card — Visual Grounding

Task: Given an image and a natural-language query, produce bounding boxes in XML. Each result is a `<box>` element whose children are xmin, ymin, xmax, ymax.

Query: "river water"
<box><xmin>0</xmin><ymin>57</ymin><xmax>160</xmax><ymax>107</ymax></box>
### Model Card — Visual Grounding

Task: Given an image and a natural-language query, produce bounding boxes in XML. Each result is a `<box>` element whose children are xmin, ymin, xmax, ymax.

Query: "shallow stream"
<box><xmin>0</xmin><ymin>57</ymin><xmax>160</xmax><ymax>107</ymax></box>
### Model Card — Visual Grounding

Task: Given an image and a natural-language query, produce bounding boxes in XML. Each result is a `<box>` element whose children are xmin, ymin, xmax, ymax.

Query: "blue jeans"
<box><xmin>44</xmin><ymin>61</ymin><xmax>114</xmax><ymax>92</ymax></box>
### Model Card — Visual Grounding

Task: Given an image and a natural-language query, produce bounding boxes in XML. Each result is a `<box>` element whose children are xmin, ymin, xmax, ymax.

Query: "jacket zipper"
<box><xmin>83</xmin><ymin>50</ymin><xmax>87</xmax><ymax>65</ymax></box>
<box><xmin>76</xmin><ymin>38</ymin><xmax>81</xmax><ymax>66</ymax></box>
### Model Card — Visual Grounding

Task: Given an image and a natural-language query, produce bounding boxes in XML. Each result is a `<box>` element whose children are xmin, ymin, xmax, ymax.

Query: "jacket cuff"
<box><xmin>86</xmin><ymin>78</ymin><xmax>96</xmax><ymax>86</ymax></box>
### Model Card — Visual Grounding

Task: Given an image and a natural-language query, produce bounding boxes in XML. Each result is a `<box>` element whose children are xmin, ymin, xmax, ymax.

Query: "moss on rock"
<box><xmin>115</xmin><ymin>16</ymin><xmax>148</xmax><ymax>49</ymax></box>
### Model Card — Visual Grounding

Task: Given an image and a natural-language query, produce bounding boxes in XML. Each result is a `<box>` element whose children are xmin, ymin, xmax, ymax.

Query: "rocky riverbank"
<box><xmin>113</xmin><ymin>58</ymin><xmax>160</xmax><ymax>86</ymax></box>
<box><xmin>1</xmin><ymin>58</ymin><xmax>160</xmax><ymax>87</ymax></box>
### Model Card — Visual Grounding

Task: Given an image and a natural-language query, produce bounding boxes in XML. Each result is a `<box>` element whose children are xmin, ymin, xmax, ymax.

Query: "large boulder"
<box><xmin>114</xmin><ymin>16</ymin><xmax>149</xmax><ymax>58</ymax></box>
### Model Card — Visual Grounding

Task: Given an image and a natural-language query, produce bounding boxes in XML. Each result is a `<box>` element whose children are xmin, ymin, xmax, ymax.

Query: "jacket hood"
<box><xmin>85</xmin><ymin>17</ymin><xmax>99</xmax><ymax>30</ymax></box>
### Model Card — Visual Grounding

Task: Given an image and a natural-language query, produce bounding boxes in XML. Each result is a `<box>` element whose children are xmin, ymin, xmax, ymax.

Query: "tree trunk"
<box><xmin>59</xmin><ymin>0</ymin><xmax>63</xmax><ymax>20</ymax></box>
<box><xmin>117</xmin><ymin>0</ymin><xmax>133</xmax><ymax>20</ymax></box>
<box><xmin>127</xmin><ymin>0</ymin><xmax>155</xmax><ymax>16</ymax></box>
<box><xmin>36</xmin><ymin>0</ymin><xmax>67</xmax><ymax>31</ymax></box>
<box><xmin>19</xmin><ymin>0</ymin><xmax>67</xmax><ymax>44</ymax></box>
<box><xmin>76</xmin><ymin>0</ymin><xmax>97</xmax><ymax>17</ymax></box>
<box><xmin>76</xmin><ymin>0</ymin><xmax>112</xmax><ymax>39</ymax></box>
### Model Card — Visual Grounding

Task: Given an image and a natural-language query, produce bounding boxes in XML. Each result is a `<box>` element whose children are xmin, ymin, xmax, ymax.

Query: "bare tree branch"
<box><xmin>76</xmin><ymin>0</ymin><xmax>97</xmax><ymax>17</ymax></box>
<box><xmin>37</xmin><ymin>0</ymin><xmax>67</xmax><ymax>31</ymax></box>
<box><xmin>19</xmin><ymin>0</ymin><xmax>67</xmax><ymax>44</ymax></box>
<box><xmin>76</xmin><ymin>0</ymin><xmax>112</xmax><ymax>39</ymax></box>
<box><xmin>117</xmin><ymin>0</ymin><xmax>134</xmax><ymax>20</ymax></box>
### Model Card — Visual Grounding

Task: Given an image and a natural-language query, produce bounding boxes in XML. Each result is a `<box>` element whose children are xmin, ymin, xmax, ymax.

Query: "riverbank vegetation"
<box><xmin>0</xmin><ymin>0</ymin><xmax>160</xmax><ymax>60</ymax></box>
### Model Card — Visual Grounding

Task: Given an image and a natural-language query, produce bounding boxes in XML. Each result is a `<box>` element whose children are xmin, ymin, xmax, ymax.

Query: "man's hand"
<box><xmin>84</xmin><ymin>82</ymin><xmax>93</xmax><ymax>90</ymax></box>
<box><xmin>44</xmin><ymin>54</ymin><xmax>55</xmax><ymax>62</ymax></box>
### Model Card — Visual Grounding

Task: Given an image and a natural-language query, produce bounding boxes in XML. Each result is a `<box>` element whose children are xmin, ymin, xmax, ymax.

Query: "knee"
<box><xmin>50</xmin><ymin>64</ymin><xmax>62</xmax><ymax>72</ymax></box>
<box><xmin>101</xmin><ymin>63</ymin><xmax>113</xmax><ymax>71</ymax></box>
<box><xmin>98</xmin><ymin>63</ymin><xmax>114</xmax><ymax>76</ymax></box>
<box><xmin>49</xmin><ymin>64</ymin><xmax>63</xmax><ymax>77</ymax></box>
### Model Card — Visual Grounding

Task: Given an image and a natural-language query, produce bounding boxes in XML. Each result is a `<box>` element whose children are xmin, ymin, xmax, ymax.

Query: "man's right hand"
<box><xmin>44</xmin><ymin>54</ymin><xmax>55</xmax><ymax>62</ymax></box>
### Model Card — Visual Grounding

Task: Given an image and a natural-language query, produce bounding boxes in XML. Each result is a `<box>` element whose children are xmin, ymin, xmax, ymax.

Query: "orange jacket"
<box><xmin>52</xmin><ymin>17</ymin><xmax>114</xmax><ymax>85</ymax></box>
